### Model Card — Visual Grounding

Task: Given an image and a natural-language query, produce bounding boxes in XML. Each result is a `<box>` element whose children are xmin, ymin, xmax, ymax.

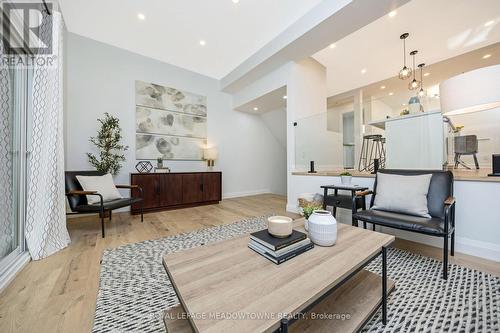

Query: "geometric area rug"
<box><xmin>93</xmin><ymin>216</ymin><xmax>500</xmax><ymax>332</ymax></box>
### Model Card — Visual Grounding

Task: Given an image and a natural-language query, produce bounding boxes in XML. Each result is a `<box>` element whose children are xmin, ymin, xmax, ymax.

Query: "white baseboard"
<box><xmin>0</xmin><ymin>252</ymin><xmax>31</xmax><ymax>293</ymax></box>
<box><xmin>286</xmin><ymin>203</ymin><xmax>299</xmax><ymax>213</ymax></box>
<box><xmin>455</xmin><ymin>236</ymin><xmax>500</xmax><ymax>262</ymax></box>
<box><xmin>223</xmin><ymin>189</ymin><xmax>271</xmax><ymax>199</ymax></box>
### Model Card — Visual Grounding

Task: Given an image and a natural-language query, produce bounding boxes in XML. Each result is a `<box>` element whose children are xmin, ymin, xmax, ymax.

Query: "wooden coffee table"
<box><xmin>162</xmin><ymin>220</ymin><xmax>395</xmax><ymax>333</ymax></box>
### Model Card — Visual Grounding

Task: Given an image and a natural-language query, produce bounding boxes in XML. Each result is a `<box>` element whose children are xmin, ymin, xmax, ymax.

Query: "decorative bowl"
<box><xmin>307</xmin><ymin>210</ymin><xmax>337</xmax><ymax>246</ymax></box>
<box><xmin>267</xmin><ymin>216</ymin><xmax>293</xmax><ymax>238</ymax></box>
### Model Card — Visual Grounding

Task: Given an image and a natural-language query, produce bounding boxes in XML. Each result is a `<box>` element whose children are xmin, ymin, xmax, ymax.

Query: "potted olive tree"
<box><xmin>87</xmin><ymin>113</ymin><xmax>128</xmax><ymax>175</ymax></box>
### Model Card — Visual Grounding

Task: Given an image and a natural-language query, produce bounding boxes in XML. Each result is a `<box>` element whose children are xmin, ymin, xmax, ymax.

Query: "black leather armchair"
<box><xmin>352</xmin><ymin>169</ymin><xmax>456</xmax><ymax>280</ymax></box>
<box><xmin>65</xmin><ymin>171</ymin><xmax>144</xmax><ymax>238</ymax></box>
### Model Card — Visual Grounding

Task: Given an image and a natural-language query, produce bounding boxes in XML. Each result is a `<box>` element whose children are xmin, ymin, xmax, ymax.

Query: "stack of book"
<box><xmin>248</xmin><ymin>229</ymin><xmax>313</xmax><ymax>265</ymax></box>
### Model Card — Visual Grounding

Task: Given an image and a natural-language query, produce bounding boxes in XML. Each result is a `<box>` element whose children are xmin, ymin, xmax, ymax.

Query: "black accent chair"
<box><xmin>65</xmin><ymin>171</ymin><xmax>144</xmax><ymax>238</ymax></box>
<box><xmin>352</xmin><ymin>169</ymin><xmax>456</xmax><ymax>280</ymax></box>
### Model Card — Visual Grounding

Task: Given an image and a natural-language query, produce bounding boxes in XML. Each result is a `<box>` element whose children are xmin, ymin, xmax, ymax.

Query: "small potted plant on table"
<box><xmin>157</xmin><ymin>157</ymin><xmax>164</xmax><ymax>169</ymax></box>
<box><xmin>340</xmin><ymin>171</ymin><xmax>352</xmax><ymax>185</ymax></box>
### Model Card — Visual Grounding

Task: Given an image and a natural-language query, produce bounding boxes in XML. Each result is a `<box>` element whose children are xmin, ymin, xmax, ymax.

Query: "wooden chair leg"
<box><xmin>443</xmin><ymin>236</ymin><xmax>448</xmax><ymax>280</ymax></box>
<box><xmin>109</xmin><ymin>210</ymin><xmax>112</xmax><ymax>221</ymax></box>
<box><xmin>363</xmin><ymin>221</ymin><xmax>367</xmax><ymax>229</ymax></box>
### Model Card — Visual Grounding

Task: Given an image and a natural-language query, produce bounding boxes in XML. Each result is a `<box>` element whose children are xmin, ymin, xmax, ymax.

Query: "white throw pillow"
<box><xmin>76</xmin><ymin>174</ymin><xmax>122</xmax><ymax>205</ymax></box>
<box><xmin>372</xmin><ymin>173</ymin><xmax>432</xmax><ymax>218</ymax></box>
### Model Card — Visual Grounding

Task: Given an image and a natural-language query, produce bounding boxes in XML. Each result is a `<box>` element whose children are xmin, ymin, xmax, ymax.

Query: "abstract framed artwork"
<box><xmin>135</xmin><ymin>81</ymin><xmax>207</xmax><ymax>160</ymax></box>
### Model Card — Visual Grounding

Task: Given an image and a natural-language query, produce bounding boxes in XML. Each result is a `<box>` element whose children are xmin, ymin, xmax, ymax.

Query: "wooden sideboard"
<box><xmin>130</xmin><ymin>172</ymin><xmax>222</xmax><ymax>214</ymax></box>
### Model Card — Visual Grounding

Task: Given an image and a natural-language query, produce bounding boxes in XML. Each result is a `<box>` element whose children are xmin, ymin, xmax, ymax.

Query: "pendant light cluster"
<box><xmin>398</xmin><ymin>33</ymin><xmax>426</xmax><ymax>95</ymax></box>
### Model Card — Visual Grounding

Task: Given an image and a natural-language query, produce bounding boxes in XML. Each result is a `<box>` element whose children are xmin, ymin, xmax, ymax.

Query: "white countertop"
<box><xmin>368</xmin><ymin>110</ymin><xmax>442</xmax><ymax>130</ymax></box>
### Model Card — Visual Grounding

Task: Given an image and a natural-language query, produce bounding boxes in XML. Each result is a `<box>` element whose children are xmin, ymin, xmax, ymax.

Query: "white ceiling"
<box><xmin>313</xmin><ymin>0</ymin><xmax>500</xmax><ymax>96</ymax></box>
<box><xmin>59</xmin><ymin>0</ymin><xmax>323</xmax><ymax>79</ymax></box>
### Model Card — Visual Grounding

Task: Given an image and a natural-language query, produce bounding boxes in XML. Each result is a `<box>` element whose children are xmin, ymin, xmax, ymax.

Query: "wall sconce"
<box><xmin>203</xmin><ymin>147</ymin><xmax>218</xmax><ymax>169</ymax></box>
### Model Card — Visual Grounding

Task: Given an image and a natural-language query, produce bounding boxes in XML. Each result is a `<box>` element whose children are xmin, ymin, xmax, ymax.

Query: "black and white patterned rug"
<box><xmin>93</xmin><ymin>216</ymin><xmax>500</xmax><ymax>333</ymax></box>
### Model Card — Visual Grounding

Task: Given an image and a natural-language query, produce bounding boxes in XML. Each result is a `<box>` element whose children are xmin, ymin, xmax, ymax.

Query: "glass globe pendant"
<box><xmin>408</xmin><ymin>50</ymin><xmax>421</xmax><ymax>90</ymax></box>
<box><xmin>398</xmin><ymin>33</ymin><xmax>412</xmax><ymax>80</ymax></box>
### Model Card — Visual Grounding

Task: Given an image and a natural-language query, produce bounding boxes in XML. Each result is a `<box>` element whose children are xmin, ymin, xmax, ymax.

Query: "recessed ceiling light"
<box><xmin>232</xmin><ymin>0</ymin><xmax>240</xmax><ymax>3</ymax></box>
<box><xmin>199</xmin><ymin>40</ymin><xmax>206</xmax><ymax>46</ymax></box>
<box><xmin>137</xmin><ymin>13</ymin><xmax>146</xmax><ymax>20</ymax></box>
<box><xmin>424</xmin><ymin>72</ymin><xmax>430</xmax><ymax>77</ymax></box>
<box><xmin>388</xmin><ymin>10</ymin><xmax>397</xmax><ymax>18</ymax></box>
<box><xmin>283</xmin><ymin>95</ymin><xmax>287</xmax><ymax>100</ymax></box>
<box><xmin>253</xmin><ymin>107</ymin><xmax>259</xmax><ymax>111</ymax></box>
<box><xmin>402</xmin><ymin>103</ymin><xmax>406</xmax><ymax>106</ymax></box>
<box><xmin>388</xmin><ymin>92</ymin><xmax>394</xmax><ymax>96</ymax></box>
<box><xmin>329</xmin><ymin>43</ymin><xmax>336</xmax><ymax>49</ymax></box>
<box><xmin>483</xmin><ymin>54</ymin><xmax>492</xmax><ymax>59</ymax></box>
<box><xmin>361</xmin><ymin>69</ymin><xmax>367</xmax><ymax>74</ymax></box>
<box><xmin>484</xmin><ymin>20</ymin><xmax>495</xmax><ymax>27</ymax></box>
<box><xmin>380</xmin><ymin>85</ymin><xmax>386</xmax><ymax>90</ymax></box>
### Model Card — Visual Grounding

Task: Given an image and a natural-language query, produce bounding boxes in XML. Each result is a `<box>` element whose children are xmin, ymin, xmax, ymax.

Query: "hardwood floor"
<box><xmin>0</xmin><ymin>194</ymin><xmax>498</xmax><ymax>333</ymax></box>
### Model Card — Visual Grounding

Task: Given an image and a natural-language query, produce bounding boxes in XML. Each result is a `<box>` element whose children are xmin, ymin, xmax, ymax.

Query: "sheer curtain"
<box><xmin>25</xmin><ymin>10</ymin><xmax>70</xmax><ymax>260</ymax></box>
<box><xmin>0</xmin><ymin>41</ymin><xmax>13</xmax><ymax>259</ymax></box>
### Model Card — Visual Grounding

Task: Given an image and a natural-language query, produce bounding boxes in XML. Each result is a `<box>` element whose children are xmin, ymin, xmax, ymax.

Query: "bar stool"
<box><xmin>368</xmin><ymin>136</ymin><xmax>385</xmax><ymax>171</ymax></box>
<box><xmin>358</xmin><ymin>134</ymin><xmax>383</xmax><ymax>171</ymax></box>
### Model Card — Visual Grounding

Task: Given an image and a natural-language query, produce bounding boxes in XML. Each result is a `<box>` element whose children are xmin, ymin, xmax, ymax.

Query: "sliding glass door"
<box><xmin>0</xmin><ymin>57</ymin><xmax>28</xmax><ymax>279</ymax></box>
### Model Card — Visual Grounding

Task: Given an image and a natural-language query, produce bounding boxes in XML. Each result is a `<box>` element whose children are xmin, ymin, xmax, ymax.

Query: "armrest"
<box><xmin>355</xmin><ymin>190</ymin><xmax>373</xmax><ymax>197</ymax></box>
<box><xmin>67</xmin><ymin>190</ymin><xmax>98</xmax><ymax>196</ymax></box>
<box><xmin>115</xmin><ymin>185</ymin><xmax>139</xmax><ymax>189</ymax></box>
<box><xmin>444</xmin><ymin>196</ymin><xmax>455</xmax><ymax>206</ymax></box>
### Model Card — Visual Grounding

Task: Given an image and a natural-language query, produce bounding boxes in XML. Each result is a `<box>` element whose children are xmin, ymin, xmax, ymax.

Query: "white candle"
<box><xmin>267</xmin><ymin>216</ymin><xmax>293</xmax><ymax>238</ymax></box>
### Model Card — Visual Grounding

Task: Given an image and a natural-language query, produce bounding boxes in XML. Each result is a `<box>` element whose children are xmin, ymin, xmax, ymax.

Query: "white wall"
<box><xmin>259</xmin><ymin>108</ymin><xmax>287</xmax><ymax>195</ymax></box>
<box><xmin>65</xmin><ymin>33</ymin><xmax>285</xmax><ymax>199</ymax></box>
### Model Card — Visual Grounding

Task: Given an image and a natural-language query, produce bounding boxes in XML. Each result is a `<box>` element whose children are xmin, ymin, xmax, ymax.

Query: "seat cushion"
<box><xmin>353</xmin><ymin>209</ymin><xmax>445</xmax><ymax>235</ymax></box>
<box><xmin>75</xmin><ymin>198</ymin><xmax>142</xmax><ymax>212</ymax></box>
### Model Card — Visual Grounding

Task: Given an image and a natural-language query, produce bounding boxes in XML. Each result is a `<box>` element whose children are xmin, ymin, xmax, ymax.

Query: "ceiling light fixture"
<box><xmin>418</xmin><ymin>63</ymin><xmax>426</xmax><ymax>97</ymax></box>
<box><xmin>253</xmin><ymin>107</ymin><xmax>259</xmax><ymax>111</ymax></box>
<box><xmin>388</xmin><ymin>10</ymin><xmax>397</xmax><ymax>18</ymax></box>
<box><xmin>361</xmin><ymin>69</ymin><xmax>367</xmax><ymax>74</ymax></box>
<box><xmin>484</xmin><ymin>20</ymin><xmax>495</xmax><ymax>27</ymax></box>
<box><xmin>329</xmin><ymin>43</ymin><xmax>336</xmax><ymax>49</ymax></box>
<box><xmin>137</xmin><ymin>13</ymin><xmax>146</xmax><ymax>20</ymax></box>
<box><xmin>398</xmin><ymin>33</ymin><xmax>412</xmax><ymax>80</ymax></box>
<box><xmin>380</xmin><ymin>85</ymin><xmax>386</xmax><ymax>90</ymax></box>
<box><xmin>389</xmin><ymin>92</ymin><xmax>394</xmax><ymax>96</ymax></box>
<box><xmin>483</xmin><ymin>54</ymin><xmax>492</xmax><ymax>59</ymax></box>
<box><xmin>199</xmin><ymin>40</ymin><xmax>206</xmax><ymax>46</ymax></box>
<box><xmin>408</xmin><ymin>50</ymin><xmax>421</xmax><ymax>90</ymax></box>
<box><xmin>283</xmin><ymin>95</ymin><xmax>287</xmax><ymax>100</ymax></box>
<box><xmin>424</xmin><ymin>72</ymin><xmax>430</xmax><ymax>77</ymax></box>
<box><xmin>232</xmin><ymin>0</ymin><xmax>240</xmax><ymax>3</ymax></box>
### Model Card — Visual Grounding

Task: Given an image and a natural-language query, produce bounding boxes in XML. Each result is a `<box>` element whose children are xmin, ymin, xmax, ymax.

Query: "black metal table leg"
<box><xmin>382</xmin><ymin>246</ymin><xmax>387</xmax><ymax>325</ymax></box>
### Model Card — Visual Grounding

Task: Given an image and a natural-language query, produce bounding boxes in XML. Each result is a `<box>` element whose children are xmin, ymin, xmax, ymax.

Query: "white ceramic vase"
<box><xmin>307</xmin><ymin>210</ymin><xmax>337</xmax><ymax>246</ymax></box>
